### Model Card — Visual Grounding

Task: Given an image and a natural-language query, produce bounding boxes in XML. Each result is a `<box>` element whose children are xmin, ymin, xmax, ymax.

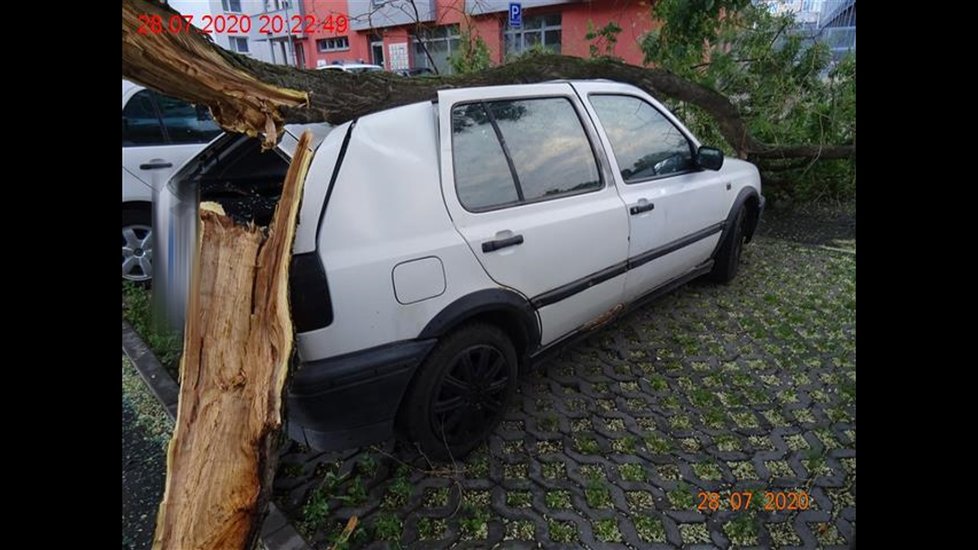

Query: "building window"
<box><xmin>222</xmin><ymin>0</ymin><xmax>242</xmax><ymax>13</ymax></box>
<box><xmin>317</xmin><ymin>36</ymin><xmax>350</xmax><ymax>52</ymax></box>
<box><xmin>413</xmin><ymin>25</ymin><xmax>460</xmax><ymax>75</ymax></box>
<box><xmin>504</xmin><ymin>14</ymin><xmax>561</xmax><ymax>58</ymax></box>
<box><xmin>265</xmin><ymin>0</ymin><xmax>291</xmax><ymax>10</ymax></box>
<box><xmin>370</xmin><ymin>34</ymin><xmax>385</xmax><ymax>67</ymax></box>
<box><xmin>229</xmin><ymin>36</ymin><xmax>250</xmax><ymax>53</ymax></box>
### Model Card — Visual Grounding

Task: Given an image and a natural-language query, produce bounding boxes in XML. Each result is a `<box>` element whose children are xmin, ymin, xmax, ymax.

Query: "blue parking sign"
<box><xmin>509</xmin><ymin>2</ymin><xmax>522</xmax><ymax>28</ymax></box>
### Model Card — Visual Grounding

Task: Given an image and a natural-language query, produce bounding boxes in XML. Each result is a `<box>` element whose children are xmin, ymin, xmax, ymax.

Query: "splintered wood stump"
<box><xmin>152</xmin><ymin>131</ymin><xmax>314</xmax><ymax>550</ymax></box>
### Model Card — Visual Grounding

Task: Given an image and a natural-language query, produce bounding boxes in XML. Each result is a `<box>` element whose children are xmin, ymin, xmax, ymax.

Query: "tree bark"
<box><xmin>152</xmin><ymin>131</ymin><xmax>314</xmax><ymax>550</ymax></box>
<box><xmin>122</xmin><ymin>0</ymin><xmax>852</xmax><ymax>160</ymax></box>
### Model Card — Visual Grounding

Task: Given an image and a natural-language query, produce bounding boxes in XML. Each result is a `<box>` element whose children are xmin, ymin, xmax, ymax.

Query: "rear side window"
<box><xmin>451</xmin><ymin>97</ymin><xmax>601</xmax><ymax>211</ymax></box>
<box><xmin>156</xmin><ymin>94</ymin><xmax>222</xmax><ymax>144</ymax></box>
<box><xmin>451</xmin><ymin>104</ymin><xmax>520</xmax><ymax>210</ymax></box>
<box><xmin>122</xmin><ymin>90</ymin><xmax>165</xmax><ymax>146</ymax></box>
<box><xmin>589</xmin><ymin>95</ymin><xmax>695</xmax><ymax>182</ymax></box>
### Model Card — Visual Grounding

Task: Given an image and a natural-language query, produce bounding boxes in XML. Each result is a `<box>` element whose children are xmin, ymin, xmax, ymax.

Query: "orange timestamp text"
<box><xmin>697</xmin><ymin>490</ymin><xmax>810</xmax><ymax>512</ymax></box>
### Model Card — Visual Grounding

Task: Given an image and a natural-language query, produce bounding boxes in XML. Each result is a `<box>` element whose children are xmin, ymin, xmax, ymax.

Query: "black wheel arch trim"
<box><xmin>712</xmin><ymin>187</ymin><xmax>763</xmax><ymax>258</ymax></box>
<box><xmin>418</xmin><ymin>288</ymin><xmax>541</xmax><ymax>356</ymax></box>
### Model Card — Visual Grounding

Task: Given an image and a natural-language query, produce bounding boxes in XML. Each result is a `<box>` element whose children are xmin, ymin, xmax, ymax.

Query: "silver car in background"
<box><xmin>122</xmin><ymin>79</ymin><xmax>222</xmax><ymax>282</ymax></box>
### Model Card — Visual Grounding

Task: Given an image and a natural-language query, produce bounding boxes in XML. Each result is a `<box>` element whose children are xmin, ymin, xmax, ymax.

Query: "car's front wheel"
<box><xmin>709</xmin><ymin>206</ymin><xmax>746</xmax><ymax>283</ymax></box>
<box><xmin>122</xmin><ymin>206</ymin><xmax>153</xmax><ymax>283</ymax></box>
<box><xmin>400</xmin><ymin>323</ymin><xmax>518</xmax><ymax>461</ymax></box>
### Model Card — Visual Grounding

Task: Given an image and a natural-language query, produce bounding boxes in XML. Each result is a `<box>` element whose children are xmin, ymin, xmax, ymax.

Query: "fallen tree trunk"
<box><xmin>122</xmin><ymin>0</ymin><xmax>852</xmax><ymax>160</ymax></box>
<box><xmin>152</xmin><ymin>131</ymin><xmax>314</xmax><ymax>550</ymax></box>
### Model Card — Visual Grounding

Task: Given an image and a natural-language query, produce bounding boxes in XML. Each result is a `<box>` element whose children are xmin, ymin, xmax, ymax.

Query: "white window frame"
<box><xmin>504</xmin><ymin>14</ymin><xmax>562</xmax><ymax>56</ymax></box>
<box><xmin>222</xmin><ymin>0</ymin><xmax>243</xmax><ymax>13</ymax></box>
<box><xmin>229</xmin><ymin>36</ymin><xmax>250</xmax><ymax>53</ymax></box>
<box><xmin>412</xmin><ymin>25</ymin><xmax>461</xmax><ymax>74</ymax></box>
<box><xmin>317</xmin><ymin>36</ymin><xmax>351</xmax><ymax>53</ymax></box>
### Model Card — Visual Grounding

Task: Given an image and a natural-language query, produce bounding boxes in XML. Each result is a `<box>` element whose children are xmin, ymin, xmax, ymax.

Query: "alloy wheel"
<box><xmin>430</xmin><ymin>344</ymin><xmax>511</xmax><ymax>446</ymax></box>
<box><xmin>122</xmin><ymin>224</ymin><xmax>153</xmax><ymax>282</ymax></box>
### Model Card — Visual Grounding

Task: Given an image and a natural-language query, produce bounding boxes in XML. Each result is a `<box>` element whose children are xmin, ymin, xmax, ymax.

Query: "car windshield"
<box><xmin>347</xmin><ymin>67</ymin><xmax>383</xmax><ymax>74</ymax></box>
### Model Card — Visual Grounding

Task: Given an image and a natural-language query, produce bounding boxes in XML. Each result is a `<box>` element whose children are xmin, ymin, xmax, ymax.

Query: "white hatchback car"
<box><xmin>162</xmin><ymin>80</ymin><xmax>764</xmax><ymax>459</ymax></box>
<box><xmin>316</xmin><ymin>62</ymin><xmax>385</xmax><ymax>74</ymax></box>
<box><xmin>122</xmin><ymin>79</ymin><xmax>222</xmax><ymax>282</ymax></box>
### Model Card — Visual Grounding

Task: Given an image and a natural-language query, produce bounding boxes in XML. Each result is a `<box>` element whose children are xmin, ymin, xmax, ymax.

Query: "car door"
<box><xmin>438</xmin><ymin>84</ymin><xmax>630</xmax><ymax>346</ymax></box>
<box><xmin>122</xmin><ymin>88</ymin><xmax>222</xmax><ymax>193</ymax></box>
<box><xmin>574</xmin><ymin>82</ymin><xmax>730</xmax><ymax>302</ymax></box>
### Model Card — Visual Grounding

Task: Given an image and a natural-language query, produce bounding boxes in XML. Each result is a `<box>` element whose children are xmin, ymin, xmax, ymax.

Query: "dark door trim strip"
<box><xmin>629</xmin><ymin>222</ymin><xmax>725</xmax><ymax>270</ymax></box>
<box><xmin>529</xmin><ymin>221</ymin><xmax>725</xmax><ymax>309</ymax></box>
<box><xmin>530</xmin><ymin>261</ymin><xmax>628</xmax><ymax>309</ymax></box>
<box><xmin>530</xmin><ymin>259</ymin><xmax>714</xmax><ymax>361</ymax></box>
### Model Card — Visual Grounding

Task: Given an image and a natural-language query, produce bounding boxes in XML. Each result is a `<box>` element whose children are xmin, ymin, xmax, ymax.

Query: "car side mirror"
<box><xmin>696</xmin><ymin>146</ymin><xmax>724</xmax><ymax>171</ymax></box>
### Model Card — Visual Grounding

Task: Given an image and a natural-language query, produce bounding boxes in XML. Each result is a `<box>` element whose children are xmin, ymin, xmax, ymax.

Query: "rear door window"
<box><xmin>156</xmin><ymin>94</ymin><xmax>222</xmax><ymax>144</ymax></box>
<box><xmin>122</xmin><ymin>90</ymin><xmax>165</xmax><ymax>146</ymax></box>
<box><xmin>451</xmin><ymin>97</ymin><xmax>601</xmax><ymax>211</ymax></box>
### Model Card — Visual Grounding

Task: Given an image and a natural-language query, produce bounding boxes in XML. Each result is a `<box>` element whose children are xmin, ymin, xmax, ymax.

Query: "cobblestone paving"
<box><xmin>273</xmin><ymin>218</ymin><xmax>856</xmax><ymax>549</ymax></box>
<box><xmin>122</xmin><ymin>356</ymin><xmax>173</xmax><ymax>550</ymax></box>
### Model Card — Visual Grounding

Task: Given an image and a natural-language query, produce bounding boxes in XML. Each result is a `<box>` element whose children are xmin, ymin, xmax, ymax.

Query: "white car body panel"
<box><xmin>392</xmin><ymin>257</ymin><xmax>447</xmax><ymax>305</ymax></box>
<box><xmin>123</xmin><ymin>141</ymin><xmax>213</xmax><ymax>193</ymax></box>
<box><xmin>437</xmin><ymin>84</ymin><xmax>631</xmax><ymax>346</ymax></box>
<box><xmin>121</xmin><ymin>79</ymin><xmax>220</xmax><ymax>203</ymax></box>
<box><xmin>296</xmin><ymin>81</ymin><xmax>761</xmax><ymax>360</ymax></box>
<box><xmin>296</xmin><ymin>102</ymin><xmax>501</xmax><ymax>361</ymax></box>
<box><xmin>284</xmin><ymin>122</ymin><xmax>340</xmax><ymax>254</ymax></box>
<box><xmin>122</xmin><ymin>166</ymin><xmax>153</xmax><ymax>204</ymax></box>
<box><xmin>317</xmin><ymin>63</ymin><xmax>385</xmax><ymax>73</ymax></box>
<box><xmin>572</xmin><ymin>81</ymin><xmax>728</xmax><ymax>300</ymax></box>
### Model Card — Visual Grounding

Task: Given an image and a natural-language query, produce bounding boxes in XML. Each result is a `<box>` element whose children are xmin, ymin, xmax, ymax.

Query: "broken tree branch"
<box><xmin>152</xmin><ymin>131</ymin><xmax>314</xmax><ymax>550</ymax></box>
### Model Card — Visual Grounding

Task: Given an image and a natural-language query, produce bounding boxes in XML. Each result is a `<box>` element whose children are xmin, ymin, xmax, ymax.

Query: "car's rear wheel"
<box><xmin>400</xmin><ymin>323</ymin><xmax>518</xmax><ymax>461</ymax></box>
<box><xmin>709</xmin><ymin>206</ymin><xmax>746</xmax><ymax>283</ymax></box>
<box><xmin>122</xmin><ymin>207</ymin><xmax>153</xmax><ymax>283</ymax></box>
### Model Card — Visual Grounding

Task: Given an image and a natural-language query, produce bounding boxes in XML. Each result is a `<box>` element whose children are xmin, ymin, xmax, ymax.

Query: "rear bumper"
<box><xmin>285</xmin><ymin>339</ymin><xmax>436</xmax><ymax>451</ymax></box>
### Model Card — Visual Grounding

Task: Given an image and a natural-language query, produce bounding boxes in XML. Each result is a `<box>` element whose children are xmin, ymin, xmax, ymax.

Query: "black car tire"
<box><xmin>709</xmin><ymin>206</ymin><xmax>746</xmax><ymax>284</ymax></box>
<box><xmin>399</xmin><ymin>323</ymin><xmax>518</xmax><ymax>461</ymax></box>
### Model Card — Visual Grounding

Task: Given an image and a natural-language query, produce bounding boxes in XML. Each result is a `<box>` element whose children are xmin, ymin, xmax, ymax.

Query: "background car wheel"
<box><xmin>122</xmin><ymin>206</ymin><xmax>153</xmax><ymax>283</ymax></box>
<box><xmin>709</xmin><ymin>206</ymin><xmax>746</xmax><ymax>283</ymax></box>
<box><xmin>399</xmin><ymin>323</ymin><xmax>518</xmax><ymax>461</ymax></box>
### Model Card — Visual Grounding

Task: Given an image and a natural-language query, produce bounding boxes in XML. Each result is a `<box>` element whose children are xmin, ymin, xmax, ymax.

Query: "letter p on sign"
<box><xmin>509</xmin><ymin>3</ymin><xmax>522</xmax><ymax>28</ymax></box>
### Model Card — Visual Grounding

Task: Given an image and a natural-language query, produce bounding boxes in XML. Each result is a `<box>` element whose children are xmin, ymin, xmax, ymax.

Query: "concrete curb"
<box><xmin>122</xmin><ymin>320</ymin><xmax>312</xmax><ymax>550</ymax></box>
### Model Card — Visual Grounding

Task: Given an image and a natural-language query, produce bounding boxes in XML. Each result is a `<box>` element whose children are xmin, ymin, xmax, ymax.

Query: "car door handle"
<box><xmin>630</xmin><ymin>202</ymin><xmax>655</xmax><ymax>215</ymax></box>
<box><xmin>139</xmin><ymin>162</ymin><xmax>173</xmax><ymax>170</ymax></box>
<box><xmin>482</xmin><ymin>234</ymin><xmax>524</xmax><ymax>253</ymax></box>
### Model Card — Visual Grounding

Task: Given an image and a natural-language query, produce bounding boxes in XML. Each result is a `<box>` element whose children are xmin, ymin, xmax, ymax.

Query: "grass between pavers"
<box><xmin>122</xmin><ymin>282</ymin><xmax>183</xmax><ymax>377</ymax></box>
<box><xmin>122</xmin><ymin>355</ymin><xmax>174</xmax><ymax>449</ymax></box>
